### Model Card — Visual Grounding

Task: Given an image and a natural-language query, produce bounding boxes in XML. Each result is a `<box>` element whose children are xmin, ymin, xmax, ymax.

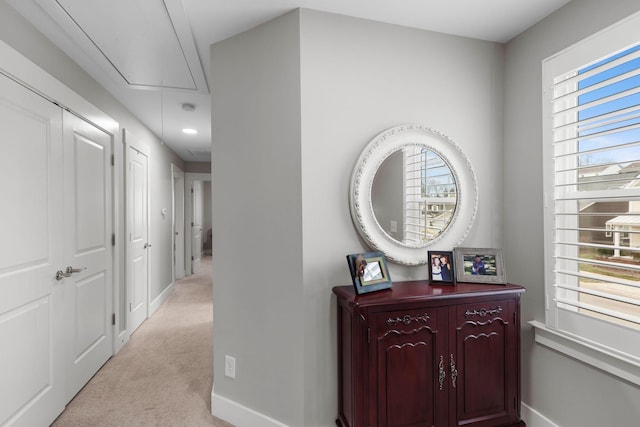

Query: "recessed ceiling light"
<box><xmin>182</xmin><ymin>128</ymin><xmax>198</xmax><ymax>135</ymax></box>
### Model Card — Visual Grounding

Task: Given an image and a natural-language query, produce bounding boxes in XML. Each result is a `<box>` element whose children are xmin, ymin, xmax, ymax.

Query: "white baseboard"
<box><xmin>522</xmin><ymin>402</ymin><xmax>560</xmax><ymax>427</ymax></box>
<box><xmin>113</xmin><ymin>328</ymin><xmax>129</xmax><ymax>355</ymax></box>
<box><xmin>149</xmin><ymin>282</ymin><xmax>174</xmax><ymax>316</ymax></box>
<box><xmin>211</xmin><ymin>387</ymin><xmax>288</xmax><ymax>427</ymax></box>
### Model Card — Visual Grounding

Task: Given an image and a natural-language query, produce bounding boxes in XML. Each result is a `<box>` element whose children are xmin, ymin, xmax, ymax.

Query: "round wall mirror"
<box><xmin>349</xmin><ymin>125</ymin><xmax>478</xmax><ymax>265</ymax></box>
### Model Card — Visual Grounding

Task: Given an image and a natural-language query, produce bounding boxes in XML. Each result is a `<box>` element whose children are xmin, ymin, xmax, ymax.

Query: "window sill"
<box><xmin>529</xmin><ymin>320</ymin><xmax>640</xmax><ymax>386</ymax></box>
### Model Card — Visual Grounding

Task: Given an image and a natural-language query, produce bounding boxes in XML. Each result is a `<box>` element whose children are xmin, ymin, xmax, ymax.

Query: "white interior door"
<box><xmin>191</xmin><ymin>180</ymin><xmax>203</xmax><ymax>273</ymax></box>
<box><xmin>0</xmin><ymin>72</ymin><xmax>66</xmax><ymax>427</ymax></box>
<box><xmin>62</xmin><ymin>111</ymin><xmax>113</xmax><ymax>401</ymax></box>
<box><xmin>126</xmin><ymin>139</ymin><xmax>149</xmax><ymax>334</ymax></box>
<box><xmin>173</xmin><ymin>165</ymin><xmax>185</xmax><ymax>280</ymax></box>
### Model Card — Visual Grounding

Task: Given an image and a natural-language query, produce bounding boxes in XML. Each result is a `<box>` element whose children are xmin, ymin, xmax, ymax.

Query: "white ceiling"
<box><xmin>8</xmin><ymin>0</ymin><xmax>571</xmax><ymax>162</ymax></box>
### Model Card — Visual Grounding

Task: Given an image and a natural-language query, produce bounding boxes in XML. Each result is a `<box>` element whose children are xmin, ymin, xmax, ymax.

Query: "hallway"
<box><xmin>52</xmin><ymin>256</ymin><xmax>231</xmax><ymax>426</ymax></box>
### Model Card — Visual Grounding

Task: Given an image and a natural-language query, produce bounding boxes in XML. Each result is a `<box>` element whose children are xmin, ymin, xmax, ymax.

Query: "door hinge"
<box><xmin>191</xmin><ymin>188</ymin><xmax>194</xmax><ymax>193</ymax></box>
<box><xmin>367</xmin><ymin>328</ymin><xmax>371</xmax><ymax>344</ymax></box>
<box><xmin>191</xmin><ymin>221</ymin><xmax>194</xmax><ymax>227</ymax></box>
<box><xmin>112</xmin><ymin>313</ymin><xmax>116</xmax><ymax>326</ymax></box>
<box><xmin>112</xmin><ymin>233</ymin><xmax>116</xmax><ymax>246</ymax></box>
<box><xmin>111</xmin><ymin>154</ymin><xmax>115</xmax><ymax>166</ymax></box>
<box><xmin>191</xmin><ymin>256</ymin><xmax>194</xmax><ymax>261</ymax></box>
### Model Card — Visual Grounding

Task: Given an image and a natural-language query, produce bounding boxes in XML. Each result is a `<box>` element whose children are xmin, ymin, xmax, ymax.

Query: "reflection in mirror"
<box><xmin>362</xmin><ymin>261</ymin><xmax>383</xmax><ymax>283</ymax></box>
<box><xmin>372</xmin><ymin>147</ymin><xmax>457</xmax><ymax>245</ymax></box>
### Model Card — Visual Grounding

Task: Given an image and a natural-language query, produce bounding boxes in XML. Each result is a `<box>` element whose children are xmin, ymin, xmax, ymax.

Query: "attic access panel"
<box><xmin>56</xmin><ymin>0</ymin><xmax>197</xmax><ymax>90</ymax></box>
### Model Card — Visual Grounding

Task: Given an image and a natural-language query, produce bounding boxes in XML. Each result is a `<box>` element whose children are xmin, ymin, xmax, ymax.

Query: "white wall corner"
<box><xmin>522</xmin><ymin>402</ymin><xmax>560</xmax><ymax>427</ymax></box>
<box><xmin>211</xmin><ymin>387</ymin><xmax>289</xmax><ymax>427</ymax></box>
<box><xmin>149</xmin><ymin>282</ymin><xmax>174</xmax><ymax>316</ymax></box>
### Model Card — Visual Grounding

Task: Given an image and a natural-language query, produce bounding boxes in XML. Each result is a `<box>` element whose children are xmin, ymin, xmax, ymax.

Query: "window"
<box><xmin>552</xmin><ymin>43</ymin><xmax>640</xmax><ymax>331</ymax></box>
<box><xmin>539</xmin><ymin>12</ymin><xmax>640</xmax><ymax>382</ymax></box>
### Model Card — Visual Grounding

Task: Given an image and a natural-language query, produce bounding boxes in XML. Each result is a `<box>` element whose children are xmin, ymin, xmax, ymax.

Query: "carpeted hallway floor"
<box><xmin>52</xmin><ymin>256</ymin><xmax>233</xmax><ymax>427</ymax></box>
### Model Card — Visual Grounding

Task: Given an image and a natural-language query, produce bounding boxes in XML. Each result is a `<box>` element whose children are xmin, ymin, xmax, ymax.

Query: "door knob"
<box><xmin>56</xmin><ymin>266</ymin><xmax>85</xmax><ymax>281</ymax></box>
<box><xmin>144</xmin><ymin>243</ymin><xmax>152</xmax><ymax>249</ymax></box>
<box><xmin>66</xmin><ymin>266</ymin><xmax>86</xmax><ymax>275</ymax></box>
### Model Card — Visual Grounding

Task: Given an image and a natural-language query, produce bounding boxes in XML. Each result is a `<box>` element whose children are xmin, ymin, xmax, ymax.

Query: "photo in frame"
<box><xmin>453</xmin><ymin>247</ymin><xmax>506</xmax><ymax>284</ymax></box>
<box><xmin>346</xmin><ymin>251</ymin><xmax>392</xmax><ymax>294</ymax></box>
<box><xmin>427</xmin><ymin>251</ymin><xmax>455</xmax><ymax>284</ymax></box>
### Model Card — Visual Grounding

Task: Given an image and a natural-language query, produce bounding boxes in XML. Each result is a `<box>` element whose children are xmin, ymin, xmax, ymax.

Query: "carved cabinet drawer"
<box><xmin>376</xmin><ymin>308</ymin><xmax>436</xmax><ymax>333</ymax></box>
<box><xmin>333</xmin><ymin>281</ymin><xmax>525</xmax><ymax>427</ymax></box>
<box><xmin>459</xmin><ymin>301</ymin><xmax>510</xmax><ymax>322</ymax></box>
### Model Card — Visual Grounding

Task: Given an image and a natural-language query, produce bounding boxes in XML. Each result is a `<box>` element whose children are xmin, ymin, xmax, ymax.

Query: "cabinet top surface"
<box><xmin>333</xmin><ymin>281</ymin><xmax>525</xmax><ymax>307</ymax></box>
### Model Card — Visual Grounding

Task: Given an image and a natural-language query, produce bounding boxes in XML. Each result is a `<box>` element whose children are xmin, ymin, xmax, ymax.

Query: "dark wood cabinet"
<box><xmin>333</xmin><ymin>281</ymin><xmax>526</xmax><ymax>427</ymax></box>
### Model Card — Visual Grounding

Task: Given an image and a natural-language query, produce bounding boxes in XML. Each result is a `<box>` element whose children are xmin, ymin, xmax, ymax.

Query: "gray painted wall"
<box><xmin>185</xmin><ymin>161</ymin><xmax>212</xmax><ymax>173</ymax></box>
<box><xmin>0</xmin><ymin>0</ymin><xmax>184</xmax><ymax>318</ymax></box>
<box><xmin>504</xmin><ymin>1</ymin><xmax>640</xmax><ymax>426</ymax></box>
<box><xmin>211</xmin><ymin>10</ymin><xmax>305</xmax><ymax>426</ymax></box>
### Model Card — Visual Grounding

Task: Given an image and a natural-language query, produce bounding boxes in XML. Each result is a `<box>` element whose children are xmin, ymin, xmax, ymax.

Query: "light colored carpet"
<box><xmin>52</xmin><ymin>256</ymin><xmax>233</xmax><ymax>427</ymax></box>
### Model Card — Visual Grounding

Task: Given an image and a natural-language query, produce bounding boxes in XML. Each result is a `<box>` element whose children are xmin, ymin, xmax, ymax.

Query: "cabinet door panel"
<box><xmin>374</xmin><ymin>309</ymin><xmax>447</xmax><ymax>427</ymax></box>
<box><xmin>453</xmin><ymin>300</ymin><xmax>516</xmax><ymax>427</ymax></box>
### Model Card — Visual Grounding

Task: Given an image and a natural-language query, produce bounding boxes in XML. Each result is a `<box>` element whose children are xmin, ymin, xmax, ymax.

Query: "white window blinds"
<box><xmin>551</xmin><ymin>43</ymin><xmax>640</xmax><ymax>337</ymax></box>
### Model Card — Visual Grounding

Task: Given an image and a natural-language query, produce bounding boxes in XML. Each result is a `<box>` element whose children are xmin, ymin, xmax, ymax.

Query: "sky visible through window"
<box><xmin>578</xmin><ymin>45</ymin><xmax>640</xmax><ymax>165</ymax></box>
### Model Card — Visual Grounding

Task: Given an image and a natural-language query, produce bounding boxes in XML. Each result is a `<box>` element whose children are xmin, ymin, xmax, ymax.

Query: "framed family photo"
<box><xmin>453</xmin><ymin>247</ymin><xmax>506</xmax><ymax>284</ymax></box>
<box><xmin>427</xmin><ymin>251</ymin><xmax>455</xmax><ymax>284</ymax></box>
<box><xmin>346</xmin><ymin>251</ymin><xmax>392</xmax><ymax>294</ymax></box>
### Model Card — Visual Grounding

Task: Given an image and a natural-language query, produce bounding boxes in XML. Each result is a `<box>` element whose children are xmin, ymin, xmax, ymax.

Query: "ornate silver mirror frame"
<box><xmin>349</xmin><ymin>124</ymin><xmax>478</xmax><ymax>265</ymax></box>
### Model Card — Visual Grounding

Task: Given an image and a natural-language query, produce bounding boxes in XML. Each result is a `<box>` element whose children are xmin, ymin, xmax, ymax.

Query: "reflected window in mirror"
<box><xmin>372</xmin><ymin>147</ymin><xmax>457</xmax><ymax>246</ymax></box>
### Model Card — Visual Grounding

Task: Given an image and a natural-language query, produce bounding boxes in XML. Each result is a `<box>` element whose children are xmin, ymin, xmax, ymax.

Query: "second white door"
<box><xmin>62</xmin><ymin>112</ymin><xmax>113</xmax><ymax>401</ymax></box>
<box><xmin>126</xmin><ymin>138</ymin><xmax>149</xmax><ymax>334</ymax></box>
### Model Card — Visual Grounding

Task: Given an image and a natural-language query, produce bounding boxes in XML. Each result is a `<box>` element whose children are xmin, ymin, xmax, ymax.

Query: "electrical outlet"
<box><xmin>225</xmin><ymin>355</ymin><xmax>236</xmax><ymax>379</ymax></box>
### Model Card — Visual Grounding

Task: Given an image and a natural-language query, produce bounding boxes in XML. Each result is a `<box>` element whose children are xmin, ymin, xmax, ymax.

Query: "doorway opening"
<box><xmin>185</xmin><ymin>172</ymin><xmax>211</xmax><ymax>276</ymax></box>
